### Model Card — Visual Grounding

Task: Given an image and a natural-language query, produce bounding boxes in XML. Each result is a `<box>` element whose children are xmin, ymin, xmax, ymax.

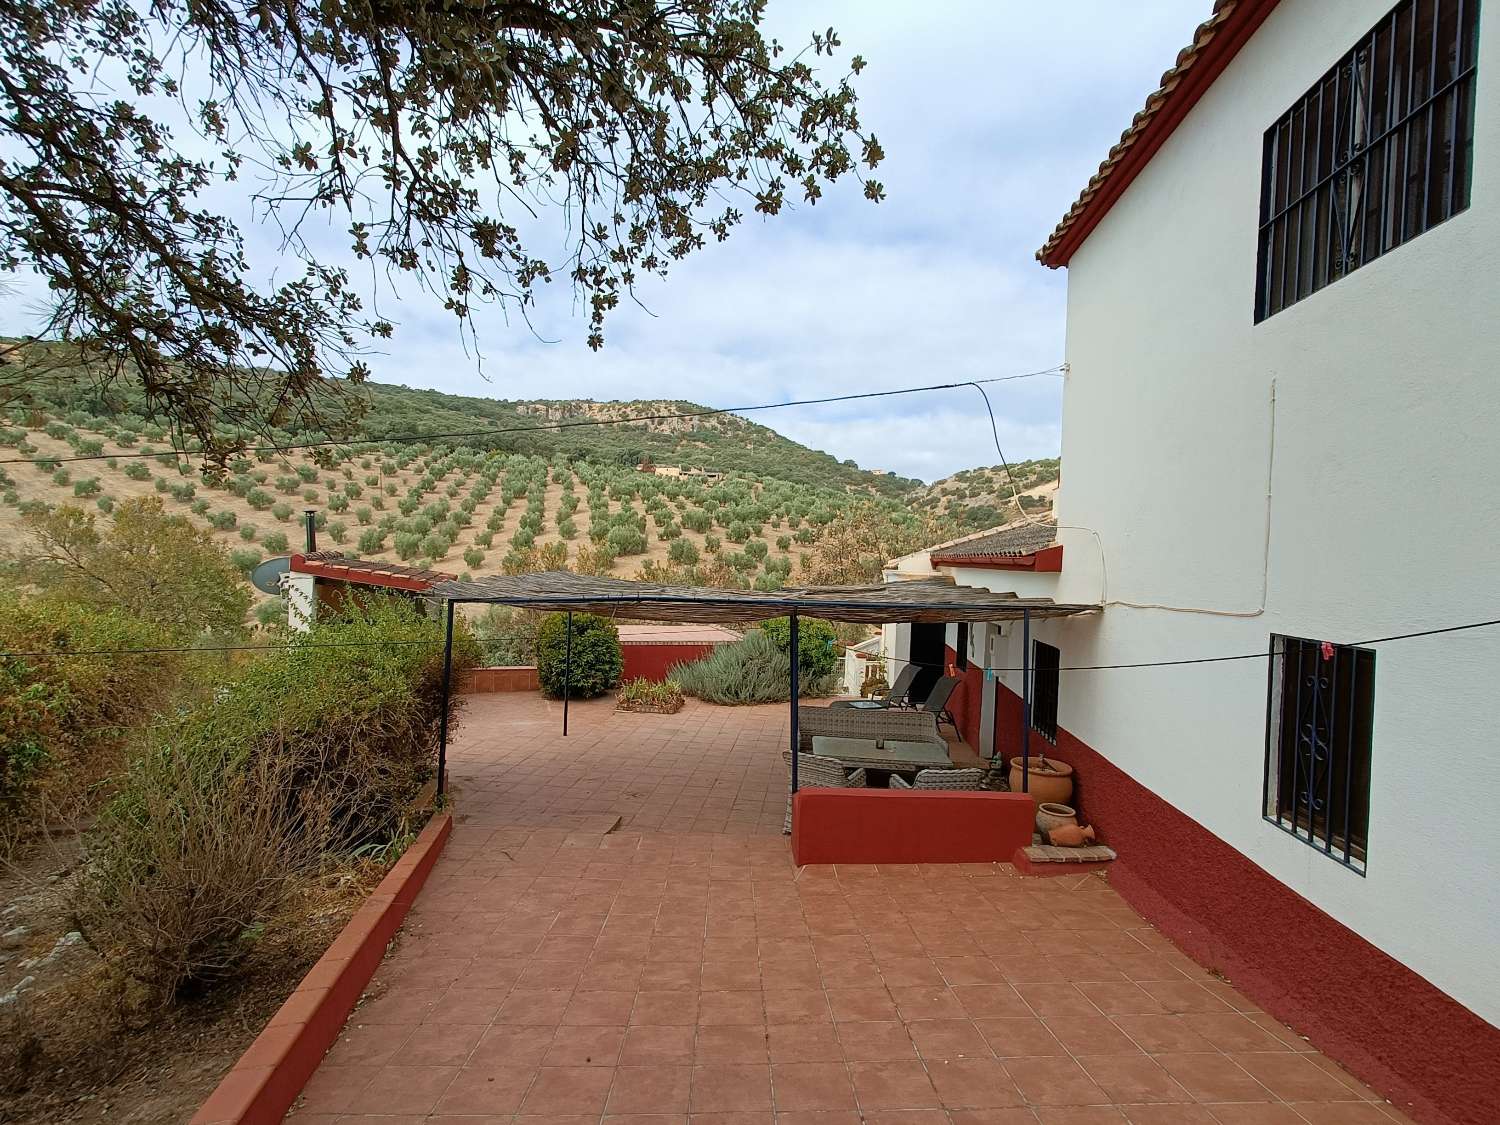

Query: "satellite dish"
<box><xmin>250</xmin><ymin>555</ymin><xmax>292</xmax><ymax>595</ymax></box>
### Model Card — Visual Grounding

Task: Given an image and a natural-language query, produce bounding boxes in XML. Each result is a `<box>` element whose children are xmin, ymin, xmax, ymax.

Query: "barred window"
<box><xmin>1264</xmin><ymin>635</ymin><xmax>1376</xmax><ymax>872</ymax></box>
<box><xmin>1031</xmin><ymin>641</ymin><xmax>1060</xmax><ymax>742</ymax></box>
<box><xmin>1256</xmin><ymin>0</ymin><xmax>1480</xmax><ymax>321</ymax></box>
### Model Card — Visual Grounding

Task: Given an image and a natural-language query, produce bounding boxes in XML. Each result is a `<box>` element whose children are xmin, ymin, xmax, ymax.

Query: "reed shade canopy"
<box><xmin>428</xmin><ymin>570</ymin><xmax>1098</xmax><ymax>625</ymax></box>
<box><xmin>426</xmin><ymin>570</ymin><xmax>1097</xmax><ymax>810</ymax></box>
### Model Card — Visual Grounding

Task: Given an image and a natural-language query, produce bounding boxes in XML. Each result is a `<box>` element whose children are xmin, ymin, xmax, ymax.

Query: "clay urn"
<box><xmin>1034</xmin><ymin>802</ymin><xmax>1077</xmax><ymax>838</ymax></box>
<box><xmin>1048</xmin><ymin>823</ymin><xmax>1097</xmax><ymax>847</ymax></box>
<box><xmin>1009</xmin><ymin>755</ymin><xmax>1075</xmax><ymax>805</ymax></box>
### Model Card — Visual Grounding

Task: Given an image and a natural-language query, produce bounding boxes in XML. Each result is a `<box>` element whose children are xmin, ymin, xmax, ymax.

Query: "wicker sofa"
<box><xmin>795</xmin><ymin>705</ymin><xmax>942</xmax><ymax>753</ymax></box>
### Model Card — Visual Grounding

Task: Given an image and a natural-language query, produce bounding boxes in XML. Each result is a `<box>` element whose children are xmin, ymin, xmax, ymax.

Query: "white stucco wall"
<box><xmin>1024</xmin><ymin>0</ymin><xmax>1500</xmax><ymax>1024</ymax></box>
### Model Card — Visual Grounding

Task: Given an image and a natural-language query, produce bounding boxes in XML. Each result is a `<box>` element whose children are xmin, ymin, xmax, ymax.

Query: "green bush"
<box><xmin>123</xmin><ymin>461</ymin><xmax>150</xmax><ymax>481</ymax></box>
<box><xmin>262</xmin><ymin>531</ymin><xmax>289</xmax><ymax>553</ymax></box>
<box><xmin>535</xmin><ymin>612</ymin><xmax>621</xmax><ymax>699</ymax></box>
<box><xmin>52</xmin><ymin>468</ymin><xmax>71</xmax><ymax>486</ymax></box>
<box><xmin>272</xmin><ymin>502</ymin><xmax>293</xmax><ymax>521</ymax></box>
<box><xmin>229</xmin><ymin>548</ymin><xmax>261</xmax><ymax>575</ymax></box>
<box><xmin>210</xmin><ymin>509</ymin><xmax>237</xmax><ymax>530</ymax></box>
<box><xmin>667</xmin><ymin>538</ymin><xmax>699</xmax><ymax>565</ymax></box>
<box><xmin>358</xmin><ymin>527</ymin><xmax>386</xmax><ymax>553</ymax></box>
<box><xmin>327</xmin><ymin>520</ymin><xmax>348</xmax><ymax>544</ymax></box>
<box><xmin>761</xmin><ymin>616</ymin><xmax>839</xmax><ymax>678</ymax></box>
<box><xmin>607</xmin><ymin>525</ymin><xmax>646</xmax><ymax>556</ymax></box>
<box><xmin>669</xmin><ymin>628</ymin><xmax>838</xmax><ymax>705</ymax></box>
<box><xmin>472</xmin><ymin>605</ymin><xmax>541</xmax><ymax>666</ymax></box>
<box><xmin>73</xmin><ymin>477</ymin><xmax>101</xmax><ymax>497</ymax></box>
<box><xmin>239</xmin><ymin>524</ymin><xmax>258</xmax><ymax>541</ymax></box>
<box><xmin>75</xmin><ymin>598</ymin><xmax>478</xmax><ymax>1001</ymax></box>
<box><xmin>96</xmin><ymin>495</ymin><xmax>115</xmax><ymax>514</ymax></box>
<box><xmin>463</xmin><ymin>546</ymin><xmax>485</xmax><ymax>569</ymax></box>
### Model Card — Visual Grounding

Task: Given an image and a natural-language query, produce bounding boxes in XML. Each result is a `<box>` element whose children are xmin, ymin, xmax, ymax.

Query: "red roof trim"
<box><xmin>289</xmin><ymin>553</ymin><xmax>453</xmax><ymax>593</ymax></box>
<box><xmin>930</xmin><ymin>545</ymin><xmax>1064</xmax><ymax>573</ymax></box>
<box><xmin>1038</xmin><ymin>0</ymin><xmax>1282</xmax><ymax>268</ymax></box>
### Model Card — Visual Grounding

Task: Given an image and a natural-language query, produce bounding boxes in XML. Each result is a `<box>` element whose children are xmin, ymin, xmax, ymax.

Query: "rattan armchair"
<box><xmin>781</xmin><ymin>750</ymin><xmax>868</xmax><ymax>834</ymax></box>
<box><xmin>796</xmin><ymin>705</ymin><xmax>941</xmax><ymax>752</ymax></box>
<box><xmin>889</xmin><ymin>767</ymin><xmax>986</xmax><ymax>791</ymax></box>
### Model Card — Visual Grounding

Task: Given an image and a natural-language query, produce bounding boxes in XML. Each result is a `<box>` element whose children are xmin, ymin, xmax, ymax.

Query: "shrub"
<box><xmin>210</xmin><ymin>509</ymin><xmax>237</xmax><ymax>530</ymax></box>
<box><xmin>357</xmin><ymin>527</ymin><xmax>386</xmax><ymax>553</ymax></box>
<box><xmin>606</xmin><ymin>525</ymin><xmax>646</xmax><ymax>556</ymax></box>
<box><xmin>272</xmin><ymin>502</ymin><xmax>293</xmax><ymax>521</ymax></box>
<box><xmin>246</xmin><ymin>487</ymin><xmax>274</xmax><ymax>510</ymax></box>
<box><xmin>667</xmin><ymin>538</ymin><xmax>699</xmax><ymax>565</ymax></box>
<box><xmin>615</xmin><ymin>677</ymin><xmax>685</xmax><ymax>714</ymax></box>
<box><xmin>52</xmin><ymin>468</ymin><xmax>71</xmax><ymax>486</ymax></box>
<box><xmin>74</xmin><ymin>599</ymin><xmax>476</xmax><ymax>1002</ymax></box>
<box><xmin>229</xmin><ymin>548</ymin><xmax>261</xmax><ymax>575</ymax></box>
<box><xmin>327</xmin><ymin>520</ymin><xmax>348</xmax><ymax>544</ymax></box>
<box><xmin>355</xmin><ymin>505</ymin><xmax>373</xmax><ymax>525</ymax></box>
<box><xmin>472</xmin><ymin>605</ymin><xmax>542</xmax><ymax>666</ymax></box>
<box><xmin>669</xmin><ymin>629</ymin><xmax>838</xmax><ymax>705</ymax></box>
<box><xmin>123</xmin><ymin>461</ymin><xmax>150</xmax><ymax>481</ymax></box>
<box><xmin>239</xmin><ymin>524</ymin><xmax>258</xmax><ymax>541</ymax></box>
<box><xmin>72</xmin><ymin>477</ymin><xmax>101</xmax><ymax>497</ymax></box>
<box><xmin>96</xmin><ymin>495</ymin><xmax>114</xmax><ymax>513</ymax></box>
<box><xmin>463</xmin><ymin>546</ymin><xmax>485</xmax><ymax>569</ymax></box>
<box><xmin>760</xmin><ymin>616</ymin><xmax>839</xmax><ymax>678</ymax></box>
<box><xmin>535</xmin><ymin>612</ymin><xmax>621</xmax><ymax>699</ymax></box>
<box><xmin>262</xmin><ymin>531</ymin><xmax>289</xmax><ymax>553</ymax></box>
<box><xmin>190</xmin><ymin>498</ymin><xmax>210</xmax><ymax>515</ymax></box>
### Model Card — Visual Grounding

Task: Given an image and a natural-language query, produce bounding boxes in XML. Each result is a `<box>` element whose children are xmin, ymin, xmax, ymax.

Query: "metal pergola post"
<box><xmin>788</xmin><ymin>613</ymin><xmax>800</xmax><ymax>805</ymax></box>
<box><xmin>1021</xmin><ymin>607</ymin><xmax>1032</xmax><ymax>795</ymax></box>
<box><xmin>437</xmin><ymin>599</ymin><xmax>455</xmax><ymax>797</ymax></box>
<box><xmin>562</xmin><ymin>611</ymin><xmax>573</xmax><ymax>736</ymax></box>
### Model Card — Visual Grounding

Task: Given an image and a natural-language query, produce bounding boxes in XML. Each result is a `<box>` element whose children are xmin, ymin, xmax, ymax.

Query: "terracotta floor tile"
<box><xmin>763</xmin><ymin>987</ymin><xmax>831</xmax><ymax>1024</ymax></box>
<box><xmin>1110</xmin><ymin>1015</ymin><xmax>1217</xmax><ymax>1054</ymax></box>
<box><xmin>975</xmin><ymin>1017</ymin><xmax>1069</xmax><ymax>1058</ymax></box>
<box><xmin>1015</xmin><ymin>983</ymin><xmax>1098</xmax><ymax>1018</ymax></box>
<box><xmin>293</xmin><ymin>1064</ymin><xmax>379</xmax><ymax>1114</ymax></box>
<box><xmin>947</xmin><ymin>1111</ymin><xmax>1039</xmax><ymax>1125</ymax></box>
<box><xmin>433</xmin><ymin>1063</ymin><xmax>538</xmax><ymax>1114</ymax></box>
<box><xmin>1078</xmin><ymin>1054</ymin><xmax>1192</xmax><ymax>1102</ymax></box>
<box><xmin>344</xmin><ymin>1064</ymin><xmax>458</xmax><ymax>1115</ymax></box>
<box><xmin>564</xmin><ymin>990</ymin><xmax>637</xmax><ymax>1025</ymax></box>
<box><xmin>622</xmin><ymin>1024</ymin><xmax>698</xmax><ymax>1066</ymax></box>
<box><xmin>927</xmin><ymin>1057</ymin><xmax>1027</xmax><ymax>1109</ymax></box>
<box><xmin>1033</xmin><ymin>1109</ymin><xmax>1128</xmax><ymax>1124</ymax></box>
<box><xmin>1044</xmin><ymin>1014</ymin><xmax>1143</xmax><ymax>1055</ymax></box>
<box><xmin>767</xmin><ymin>1021</ymin><xmax>844</xmax><ymax>1063</ymax></box>
<box><xmin>698</xmin><ymin>990</ymin><xmax>764</xmax><ymax>1026</ymax></box>
<box><xmin>1228</xmin><ymin>1053</ymin><xmax>1366</xmax><ymax>1102</ymax></box>
<box><xmin>1281</xmin><ymin>1104</ymin><xmax>1395</xmax><ymax>1124</ymax></box>
<box><xmin>1151</xmin><ymin>1053</ymin><xmax>1272</xmax><ymax>1102</ymax></box>
<box><xmin>436</xmin><ymin>986</ymin><xmax>512</xmax><ymax>1024</ymax></box>
<box><xmin>771</xmin><ymin>1061</ymin><xmax>858</xmax><ymax>1111</ymax></box>
<box><xmin>889</xmin><ymin>985</ymin><xmax>970</xmax><ymax>1020</ymax></box>
<box><xmin>696</xmin><ymin>1024</ymin><xmax>770</xmax><ymax>1062</ymax></box>
<box><xmin>685</xmin><ymin>1113</ymin><xmax>776</xmax><ymax>1125</ymax></box>
<box><xmin>827</xmin><ymin>987</ymin><xmax>900</xmax><ymax>1022</ymax></box>
<box><xmin>906</xmin><ymin>1017</ymin><xmax>993</xmax><ymax>1060</ymax></box>
<box><xmin>634</xmin><ymin>990</ymin><xmax>701</xmax><ymax>1025</ymax></box>
<box><xmin>520</xmin><ymin>1066</ymin><xmax>617</xmax><ymax>1115</ymax></box>
<box><xmin>1139</xmin><ymin>980</ymin><xmax>1237</xmax><ymax>1015</ymax></box>
<box><xmin>497</xmin><ymin>988</ymin><xmax>573</xmax><ymax>1026</ymax></box>
<box><xmin>953</xmin><ymin>984</ymin><xmax>1033</xmax><ymax>1019</ymax></box>
<box><xmin>836</xmin><ymin>1019</ymin><xmax>918</xmax><ymax>1061</ymax></box>
<box><xmin>470</xmin><ymin>1025</ymin><xmax>557</xmax><ymax>1068</ymax></box>
<box><xmin>543</xmin><ymin>1024</ymin><xmax>626</xmax><ymax>1066</ymax></box>
<box><xmin>326</xmin><ymin>1022</ymin><xmax>414</xmax><ymax>1066</ymax></box>
<box><xmin>847</xmin><ymin>1061</ymin><xmax>941</xmax><ymax>1109</ymax></box>
<box><xmin>607</xmin><ymin>1065</ymin><xmax>694</xmax><ymax>1114</ymax></box>
<box><xmin>398</xmin><ymin>1020</ymin><xmax>488</xmax><ymax>1066</ymax></box>
<box><xmin>689</xmin><ymin>1064</ymin><xmax>774</xmax><ymax>1112</ymax></box>
<box><xmin>1118</xmin><ymin>1105</ymin><xmax>1220</xmax><ymax>1124</ymax></box>
<box><xmin>1076</xmin><ymin>981</ymin><xmax>1169</xmax><ymax>1015</ymax></box>
<box><xmin>1177</xmin><ymin>1014</ymin><xmax>1293</xmax><ymax>1053</ymax></box>
<box><xmin>1198</xmin><ymin>1106</ymin><xmax>1305</xmax><ymax>1125</ymax></box>
<box><xmin>1000</xmin><ymin>1056</ymin><xmax>1111</xmax><ymax>1106</ymax></box>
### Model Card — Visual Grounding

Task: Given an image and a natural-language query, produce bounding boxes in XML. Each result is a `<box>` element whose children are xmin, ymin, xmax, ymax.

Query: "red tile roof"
<box><xmin>1037</xmin><ymin>0</ymin><xmax>1282</xmax><ymax>268</ymax></box>
<box><xmin>290</xmin><ymin>551</ymin><xmax>455</xmax><ymax>592</ymax></box>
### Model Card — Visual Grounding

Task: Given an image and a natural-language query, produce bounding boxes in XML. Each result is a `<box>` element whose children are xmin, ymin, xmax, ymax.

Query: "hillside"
<box><xmin>911</xmin><ymin>459</ymin><xmax>1059</xmax><ymax>532</ymax></box>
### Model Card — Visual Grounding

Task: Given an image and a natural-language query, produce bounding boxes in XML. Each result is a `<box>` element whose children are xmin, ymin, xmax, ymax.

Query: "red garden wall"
<box><xmin>462</xmin><ymin>666</ymin><xmax>540</xmax><ymax>693</ymax></box>
<box><xmin>957</xmin><ymin>649</ymin><xmax>1498</xmax><ymax>1125</ymax></box>
<box><xmin>621</xmin><ymin>642</ymin><xmax>718</xmax><ymax>683</ymax></box>
<box><xmin>791</xmin><ymin>788</ymin><xmax>1034</xmax><ymax>866</ymax></box>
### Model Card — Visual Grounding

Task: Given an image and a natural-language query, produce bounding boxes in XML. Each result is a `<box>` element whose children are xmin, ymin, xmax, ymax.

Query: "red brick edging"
<box><xmin>190</xmin><ymin>810</ymin><xmax>453</xmax><ymax>1124</ymax></box>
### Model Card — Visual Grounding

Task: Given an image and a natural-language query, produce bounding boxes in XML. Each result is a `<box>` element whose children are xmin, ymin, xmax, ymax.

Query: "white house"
<box><xmin>889</xmin><ymin>3</ymin><xmax>1499</xmax><ymax>1123</ymax></box>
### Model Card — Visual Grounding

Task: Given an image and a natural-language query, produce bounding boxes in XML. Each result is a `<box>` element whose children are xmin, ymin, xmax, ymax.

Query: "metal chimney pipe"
<box><xmin>303</xmin><ymin>509</ymin><xmax>317</xmax><ymax>553</ymax></box>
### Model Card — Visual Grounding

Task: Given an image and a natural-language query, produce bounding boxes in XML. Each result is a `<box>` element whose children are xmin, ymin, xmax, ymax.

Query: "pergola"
<box><xmin>427</xmin><ymin>570</ymin><xmax>1097</xmax><ymax>809</ymax></box>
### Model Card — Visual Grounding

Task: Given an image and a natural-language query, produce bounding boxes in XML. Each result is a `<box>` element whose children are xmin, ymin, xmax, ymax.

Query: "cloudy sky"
<box><xmin>7</xmin><ymin>2</ymin><xmax>1210</xmax><ymax>482</ymax></box>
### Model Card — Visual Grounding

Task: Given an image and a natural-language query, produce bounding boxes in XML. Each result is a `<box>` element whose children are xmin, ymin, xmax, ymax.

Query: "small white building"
<box><xmin>889</xmin><ymin>3</ymin><xmax>1499</xmax><ymax>1122</ymax></box>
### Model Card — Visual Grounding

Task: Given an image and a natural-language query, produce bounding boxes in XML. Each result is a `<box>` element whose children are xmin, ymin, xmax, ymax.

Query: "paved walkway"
<box><xmin>287</xmin><ymin>694</ymin><xmax>1411</xmax><ymax>1125</ymax></box>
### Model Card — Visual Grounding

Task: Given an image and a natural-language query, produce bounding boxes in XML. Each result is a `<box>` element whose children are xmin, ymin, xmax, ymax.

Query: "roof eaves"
<box><xmin>1036</xmin><ymin>0</ymin><xmax>1281</xmax><ymax>268</ymax></box>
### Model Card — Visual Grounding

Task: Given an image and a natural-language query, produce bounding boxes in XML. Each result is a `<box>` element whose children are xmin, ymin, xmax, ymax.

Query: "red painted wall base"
<box><xmin>621</xmin><ymin>642</ymin><xmax>718</xmax><ymax>683</ymax></box>
<box><xmin>968</xmin><ymin>675</ymin><xmax>1499</xmax><ymax>1125</ymax></box>
<box><xmin>791</xmin><ymin>788</ymin><xmax>1034</xmax><ymax>865</ymax></box>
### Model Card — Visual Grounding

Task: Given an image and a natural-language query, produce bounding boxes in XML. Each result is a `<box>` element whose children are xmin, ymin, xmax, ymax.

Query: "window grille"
<box><xmin>1031</xmin><ymin>640</ymin><xmax>1060</xmax><ymax>742</ymax></box>
<box><xmin>1264</xmin><ymin>635</ymin><xmax>1376</xmax><ymax>872</ymax></box>
<box><xmin>1256</xmin><ymin>0</ymin><xmax>1480</xmax><ymax>320</ymax></box>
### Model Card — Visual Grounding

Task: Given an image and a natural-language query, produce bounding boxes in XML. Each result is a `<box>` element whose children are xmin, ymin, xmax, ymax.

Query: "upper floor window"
<box><xmin>1256</xmin><ymin>0</ymin><xmax>1480</xmax><ymax>321</ymax></box>
<box><xmin>1264</xmin><ymin>635</ymin><xmax>1376</xmax><ymax>872</ymax></box>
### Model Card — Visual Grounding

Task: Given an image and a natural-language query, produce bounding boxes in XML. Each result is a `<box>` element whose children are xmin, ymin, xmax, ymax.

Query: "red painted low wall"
<box><xmin>791</xmin><ymin>788</ymin><xmax>1034</xmax><ymax>866</ymax></box>
<box><xmin>979</xmin><ymin>676</ymin><xmax>1498</xmax><ymax>1125</ymax></box>
<box><xmin>462</xmin><ymin>666</ymin><xmax>539</xmax><ymax>693</ymax></box>
<box><xmin>622</xmin><ymin>642</ymin><xmax>717</xmax><ymax>683</ymax></box>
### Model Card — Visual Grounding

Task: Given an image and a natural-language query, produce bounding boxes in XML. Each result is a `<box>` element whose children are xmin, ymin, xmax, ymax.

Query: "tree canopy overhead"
<box><xmin>0</xmin><ymin>0</ymin><xmax>882</xmax><ymax>464</ymax></box>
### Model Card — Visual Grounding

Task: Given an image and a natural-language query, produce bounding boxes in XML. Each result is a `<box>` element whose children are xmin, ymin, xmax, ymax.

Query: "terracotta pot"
<box><xmin>1034</xmin><ymin>802</ymin><xmax>1077</xmax><ymax>838</ymax></box>
<box><xmin>1048</xmin><ymin>823</ymin><xmax>1097</xmax><ymax>848</ymax></box>
<box><xmin>1008</xmin><ymin>756</ymin><xmax>1075</xmax><ymax>805</ymax></box>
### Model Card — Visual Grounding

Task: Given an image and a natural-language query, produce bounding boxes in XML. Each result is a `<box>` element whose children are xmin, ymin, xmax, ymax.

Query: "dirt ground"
<box><xmin>0</xmin><ymin>833</ymin><xmax>375</xmax><ymax>1124</ymax></box>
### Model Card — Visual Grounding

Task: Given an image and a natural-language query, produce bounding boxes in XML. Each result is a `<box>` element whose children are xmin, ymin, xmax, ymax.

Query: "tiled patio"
<box><xmin>288</xmin><ymin>694</ymin><xmax>1411</xmax><ymax>1124</ymax></box>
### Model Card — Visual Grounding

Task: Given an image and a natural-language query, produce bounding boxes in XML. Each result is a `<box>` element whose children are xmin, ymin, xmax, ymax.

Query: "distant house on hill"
<box><xmin>887</xmin><ymin>2</ymin><xmax>1498</xmax><ymax>1122</ymax></box>
<box><xmin>636</xmin><ymin>462</ymin><xmax>722</xmax><ymax>482</ymax></box>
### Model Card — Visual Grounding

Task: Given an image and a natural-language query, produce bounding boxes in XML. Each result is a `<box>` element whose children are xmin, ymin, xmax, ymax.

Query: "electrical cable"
<box><xmin>1</xmin><ymin>367</ymin><xmax>1066</xmax><ymax>467</ymax></box>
